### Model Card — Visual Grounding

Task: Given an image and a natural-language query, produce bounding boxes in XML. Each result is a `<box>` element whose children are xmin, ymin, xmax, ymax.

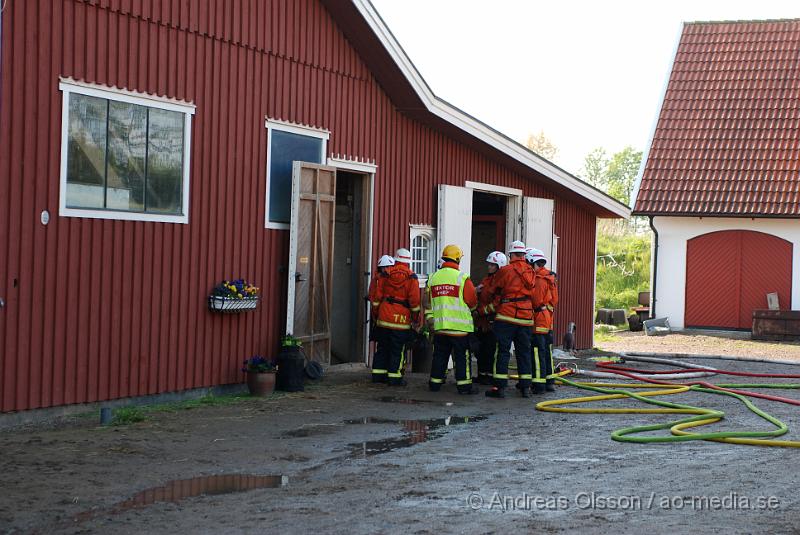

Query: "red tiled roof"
<box><xmin>633</xmin><ymin>19</ymin><xmax>800</xmax><ymax>217</ymax></box>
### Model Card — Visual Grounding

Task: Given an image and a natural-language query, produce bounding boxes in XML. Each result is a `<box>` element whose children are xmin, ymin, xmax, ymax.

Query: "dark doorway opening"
<box><xmin>331</xmin><ymin>171</ymin><xmax>369</xmax><ymax>363</ymax></box>
<box><xmin>470</xmin><ymin>192</ymin><xmax>506</xmax><ymax>281</ymax></box>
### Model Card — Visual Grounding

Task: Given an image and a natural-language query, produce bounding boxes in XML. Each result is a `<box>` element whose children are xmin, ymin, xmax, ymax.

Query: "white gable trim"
<box><xmin>353</xmin><ymin>0</ymin><xmax>630</xmax><ymax>219</ymax></box>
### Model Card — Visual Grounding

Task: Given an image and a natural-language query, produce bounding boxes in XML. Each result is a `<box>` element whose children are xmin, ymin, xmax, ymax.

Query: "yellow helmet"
<box><xmin>441</xmin><ymin>244</ymin><xmax>463</xmax><ymax>262</ymax></box>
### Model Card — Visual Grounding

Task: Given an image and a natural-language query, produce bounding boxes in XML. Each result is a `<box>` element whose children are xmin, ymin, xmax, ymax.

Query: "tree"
<box><xmin>579</xmin><ymin>146</ymin><xmax>641</xmax><ymax>206</ymax></box>
<box><xmin>605</xmin><ymin>146</ymin><xmax>642</xmax><ymax>205</ymax></box>
<box><xmin>579</xmin><ymin>145</ymin><xmax>645</xmax><ymax>235</ymax></box>
<box><xmin>581</xmin><ymin>147</ymin><xmax>609</xmax><ymax>190</ymax></box>
<box><xmin>525</xmin><ymin>130</ymin><xmax>558</xmax><ymax>161</ymax></box>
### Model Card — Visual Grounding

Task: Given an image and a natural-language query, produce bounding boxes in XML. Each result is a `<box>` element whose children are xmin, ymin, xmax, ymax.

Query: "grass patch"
<box><xmin>111</xmin><ymin>407</ymin><xmax>148</xmax><ymax>425</ymax></box>
<box><xmin>146</xmin><ymin>392</ymin><xmax>254</xmax><ymax>413</ymax></box>
<box><xmin>109</xmin><ymin>392</ymin><xmax>258</xmax><ymax>426</ymax></box>
<box><xmin>596</xmin><ymin>232</ymin><xmax>651</xmax><ymax>311</ymax></box>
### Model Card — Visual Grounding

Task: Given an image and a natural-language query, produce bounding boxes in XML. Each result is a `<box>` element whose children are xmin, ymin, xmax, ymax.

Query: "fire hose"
<box><xmin>536</xmin><ymin>355</ymin><xmax>800</xmax><ymax>448</ymax></box>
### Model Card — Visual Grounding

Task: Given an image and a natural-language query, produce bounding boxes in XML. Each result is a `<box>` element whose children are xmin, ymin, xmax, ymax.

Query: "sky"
<box><xmin>370</xmin><ymin>0</ymin><xmax>800</xmax><ymax>177</ymax></box>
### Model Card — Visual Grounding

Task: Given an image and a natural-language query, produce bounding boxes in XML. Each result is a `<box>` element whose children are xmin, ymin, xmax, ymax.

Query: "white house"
<box><xmin>632</xmin><ymin>19</ymin><xmax>800</xmax><ymax>331</ymax></box>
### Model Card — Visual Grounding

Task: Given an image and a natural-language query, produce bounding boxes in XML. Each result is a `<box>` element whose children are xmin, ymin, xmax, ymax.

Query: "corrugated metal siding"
<box><xmin>685</xmin><ymin>230</ymin><xmax>792</xmax><ymax>329</ymax></box>
<box><xmin>552</xmin><ymin>202</ymin><xmax>596</xmax><ymax>348</ymax></box>
<box><xmin>0</xmin><ymin>0</ymin><xmax>598</xmax><ymax>412</ymax></box>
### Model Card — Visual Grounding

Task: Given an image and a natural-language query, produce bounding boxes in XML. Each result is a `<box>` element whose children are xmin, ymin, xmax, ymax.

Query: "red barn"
<box><xmin>0</xmin><ymin>0</ymin><xmax>629</xmax><ymax>413</ymax></box>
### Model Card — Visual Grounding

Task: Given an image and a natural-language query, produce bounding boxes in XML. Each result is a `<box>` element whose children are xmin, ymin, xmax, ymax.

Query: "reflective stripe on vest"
<box><xmin>428</xmin><ymin>268</ymin><xmax>474</xmax><ymax>333</ymax></box>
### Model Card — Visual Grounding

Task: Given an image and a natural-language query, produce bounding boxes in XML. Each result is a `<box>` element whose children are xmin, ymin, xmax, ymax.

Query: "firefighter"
<box><xmin>426</xmin><ymin>244</ymin><xmax>479</xmax><ymax>394</ymax></box>
<box><xmin>526</xmin><ymin>248</ymin><xmax>557</xmax><ymax>393</ymax></box>
<box><xmin>368</xmin><ymin>254</ymin><xmax>396</xmax><ymax>383</ymax></box>
<box><xmin>483</xmin><ymin>241</ymin><xmax>535</xmax><ymax>398</ymax></box>
<box><xmin>372</xmin><ymin>248</ymin><xmax>421</xmax><ymax>386</ymax></box>
<box><xmin>474</xmin><ymin>251</ymin><xmax>507</xmax><ymax>385</ymax></box>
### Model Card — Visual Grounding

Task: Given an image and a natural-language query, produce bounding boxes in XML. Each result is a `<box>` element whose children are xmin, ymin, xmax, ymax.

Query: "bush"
<box><xmin>596</xmin><ymin>231</ymin><xmax>651</xmax><ymax>312</ymax></box>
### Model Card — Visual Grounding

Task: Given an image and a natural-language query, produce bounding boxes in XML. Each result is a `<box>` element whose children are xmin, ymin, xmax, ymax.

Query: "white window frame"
<box><xmin>58</xmin><ymin>78</ymin><xmax>195</xmax><ymax>224</ymax></box>
<box><xmin>264</xmin><ymin>118</ymin><xmax>329</xmax><ymax>230</ymax></box>
<box><xmin>410</xmin><ymin>224</ymin><xmax>437</xmax><ymax>287</ymax></box>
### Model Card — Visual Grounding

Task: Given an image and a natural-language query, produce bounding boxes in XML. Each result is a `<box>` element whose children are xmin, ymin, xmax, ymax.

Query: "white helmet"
<box><xmin>394</xmin><ymin>248</ymin><xmax>412</xmax><ymax>264</ymax></box>
<box><xmin>377</xmin><ymin>254</ymin><xmax>396</xmax><ymax>268</ymax></box>
<box><xmin>507</xmin><ymin>240</ymin><xmax>527</xmax><ymax>255</ymax></box>
<box><xmin>485</xmin><ymin>251</ymin><xmax>508</xmax><ymax>268</ymax></box>
<box><xmin>525</xmin><ymin>247</ymin><xmax>547</xmax><ymax>265</ymax></box>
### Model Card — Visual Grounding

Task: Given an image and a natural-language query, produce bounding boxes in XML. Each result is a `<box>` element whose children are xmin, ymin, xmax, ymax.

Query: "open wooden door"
<box><xmin>287</xmin><ymin>162</ymin><xmax>337</xmax><ymax>363</ymax></box>
<box><xmin>438</xmin><ymin>185</ymin><xmax>473</xmax><ymax>274</ymax></box>
<box><xmin>523</xmin><ymin>197</ymin><xmax>554</xmax><ymax>258</ymax></box>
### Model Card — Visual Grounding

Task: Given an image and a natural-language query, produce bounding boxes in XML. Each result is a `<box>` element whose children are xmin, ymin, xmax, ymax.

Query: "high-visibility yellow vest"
<box><xmin>427</xmin><ymin>268</ymin><xmax>474</xmax><ymax>333</ymax></box>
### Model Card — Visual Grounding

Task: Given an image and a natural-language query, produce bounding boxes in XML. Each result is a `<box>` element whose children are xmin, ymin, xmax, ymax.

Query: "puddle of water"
<box><xmin>346</xmin><ymin>415</ymin><xmax>487</xmax><ymax>457</ymax></box>
<box><xmin>112</xmin><ymin>474</ymin><xmax>288</xmax><ymax>511</ymax></box>
<box><xmin>74</xmin><ymin>474</ymin><xmax>286</xmax><ymax>524</ymax></box>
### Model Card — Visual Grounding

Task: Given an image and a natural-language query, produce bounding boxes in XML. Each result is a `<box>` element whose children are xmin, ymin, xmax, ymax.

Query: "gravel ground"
<box><xmin>597</xmin><ymin>329</ymin><xmax>800</xmax><ymax>362</ymax></box>
<box><xmin>3</xmin><ymin>354</ymin><xmax>800</xmax><ymax>534</ymax></box>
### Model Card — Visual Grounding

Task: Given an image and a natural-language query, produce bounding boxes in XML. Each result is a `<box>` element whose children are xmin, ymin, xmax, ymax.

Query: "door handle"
<box><xmin>295</xmin><ymin>272</ymin><xmax>307</xmax><ymax>282</ymax></box>
<box><xmin>0</xmin><ymin>297</ymin><xmax>4</xmax><ymax>309</ymax></box>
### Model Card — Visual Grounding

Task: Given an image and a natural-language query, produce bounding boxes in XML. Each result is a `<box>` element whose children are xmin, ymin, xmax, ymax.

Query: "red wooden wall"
<box><xmin>685</xmin><ymin>230</ymin><xmax>792</xmax><ymax>329</ymax></box>
<box><xmin>0</xmin><ymin>0</ymin><xmax>599</xmax><ymax>412</ymax></box>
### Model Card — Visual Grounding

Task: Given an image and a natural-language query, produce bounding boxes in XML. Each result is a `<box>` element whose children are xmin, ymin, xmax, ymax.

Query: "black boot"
<box><xmin>388</xmin><ymin>378</ymin><xmax>408</xmax><ymax>387</ymax></box>
<box><xmin>545</xmin><ymin>380</ymin><xmax>556</xmax><ymax>392</ymax></box>
<box><xmin>429</xmin><ymin>382</ymin><xmax>442</xmax><ymax>392</ymax></box>
<box><xmin>458</xmin><ymin>385</ymin><xmax>479</xmax><ymax>395</ymax></box>
<box><xmin>532</xmin><ymin>383</ymin><xmax>546</xmax><ymax>395</ymax></box>
<box><xmin>371</xmin><ymin>374</ymin><xmax>388</xmax><ymax>384</ymax></box>
<box><xmin>485</xmin><ymin>387</ymin><xmax>505</xmax><ymax>398</ymax></box>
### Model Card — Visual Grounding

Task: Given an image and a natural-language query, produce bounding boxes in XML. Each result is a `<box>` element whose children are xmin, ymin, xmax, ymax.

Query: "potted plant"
<box><xmin>209</xmin><ymin>279</ymin><xmax>260</xmax><ymax>313</ymax></box>
<box><xmin>242</xmin><ymin>356</ymin><xmax>277</xmax><ymax>397</ymax></box>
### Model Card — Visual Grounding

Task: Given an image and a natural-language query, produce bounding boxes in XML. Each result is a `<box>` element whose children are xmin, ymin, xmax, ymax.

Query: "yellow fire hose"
<box><xmin>536</xmin><ymin>373</ymin><xmax>800</xmax><ymax>448</ymax></box>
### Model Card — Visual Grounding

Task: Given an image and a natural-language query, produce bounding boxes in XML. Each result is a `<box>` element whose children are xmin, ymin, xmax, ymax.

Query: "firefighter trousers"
<box><xmin>532</xmin><ymin>332</ymin><xmax>554</xmax><ymax>384</ymax></box>
<box><xmin>385</xmin><ymin>329</ymin><xmax>412</xmax><ymax>385</ymax></box>
<box><xmin>371</xmin><ymin>326</ymin><xmax>389</xmax><ymax>382</ymax></box>
<box><xmin>546</xmin><ymin>330</ymin><xmax>556</xmax><ymax>384</ymax></box>
<box><xmin>373</xmin><ymin>328</ymin><xmax>410</xmax><ymax>384</ymax></box>
<box><xmin>429</xmin><ymin>334</ymin><xmax>473</xmax><ymax>392</ymax></box>
<box><xmin>475</xmin><ymin>329</ymin><xmax>496</xmax><ymax>381</ymax></box>
<box><xmin>492</xmin><ymin>321</ymin><xmax>532</xmax><ymax>390</ymax></box>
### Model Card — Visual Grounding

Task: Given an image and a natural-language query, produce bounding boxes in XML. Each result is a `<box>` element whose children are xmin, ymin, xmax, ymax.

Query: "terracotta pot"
<box><xmin>246</xmin><ymin>371</ymin><xmax>276</xmax><ymax>397</ymax></box>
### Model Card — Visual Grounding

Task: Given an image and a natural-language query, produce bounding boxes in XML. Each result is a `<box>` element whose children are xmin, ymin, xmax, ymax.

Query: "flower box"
<box><xmin>208</xmin><ymin>279</ymin><xmax>260</xmax><ymax>313</ymax></box>
<box><xmin>208</xmin><ymin>295</ymin><xmax>259</xmax><ymax>313</ymax></box>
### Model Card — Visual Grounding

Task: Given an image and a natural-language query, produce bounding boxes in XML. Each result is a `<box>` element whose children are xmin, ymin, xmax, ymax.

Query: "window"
<box><xmin>410</xmin><ymin>225</ymin><xmax>436</xmax><ymax>283</ymax></box>
<box><xmin>265</xmin><ymin>120</ymin><xmax>328</xmax><ymax>229</ymax></box>
<box><xmin>59</xmin><ymin>79</ymin><xmax>194</xmax><ymax>223</ymax></box>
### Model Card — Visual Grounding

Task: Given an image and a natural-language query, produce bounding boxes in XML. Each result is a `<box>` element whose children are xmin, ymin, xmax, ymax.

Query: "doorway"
<box><xmin>470</xmin><ymin>191</ymin><xmax>507</xmax><ymax>281</ymax></box>
<box><xmin>330</xmin><ymin>170</ymin><xmax>371</xmax><ymax>363</ymax></box>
